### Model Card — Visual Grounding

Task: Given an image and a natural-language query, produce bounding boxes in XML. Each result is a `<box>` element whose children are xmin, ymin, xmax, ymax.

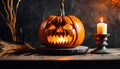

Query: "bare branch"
<box><xmin>0</xmin><ymin>0</ymin><xmax>22</xmax><ymax>42</ymax></box>
<box><xmin>16</xmin><ymin>0</ymin><xmax>21</xmax><ymax>13</ymax></box>
<box><xmin>9</xmin><ymin>0</ymin><xmax>14</xmax><ymax>23</ymax></box>
<box><xmin>2</xmin><ymin>0</ymin><xmax>9</xmax><ymax>23</ymax></box>
<box><xmin>13</xmin><ymin>10</ymin><xmax>16</xmax><ymax>25</ymax></box>
<box><xmin>0</xmin><ymin>10</ymin><xmax>7</xmax><ymax>23</ymax></box>
<box><xmin>7</xmin><ymin>0</ymin><xmax>10</xmax><ymax>12</ymax></box>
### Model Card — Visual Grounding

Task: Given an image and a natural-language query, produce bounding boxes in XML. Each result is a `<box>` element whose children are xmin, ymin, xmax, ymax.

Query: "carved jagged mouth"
<box><xmin>47</xmin><ymin>35</ymin><xmax>72</xmax><ymax>44</ymax></box>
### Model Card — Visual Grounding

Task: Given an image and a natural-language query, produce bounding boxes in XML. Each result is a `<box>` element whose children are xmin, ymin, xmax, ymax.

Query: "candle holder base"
<box><xmin>91</xmin><ymin>46</ymin><xmax>111</xmax><ymax>54</ymax></box>
<box><xmin>90</xmin><ymin>33</ymin><xmax>112</xmax><ymax>54</ymax></box>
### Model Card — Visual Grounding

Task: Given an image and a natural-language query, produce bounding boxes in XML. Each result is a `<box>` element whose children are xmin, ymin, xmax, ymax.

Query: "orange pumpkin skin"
<box><xmin>38</xmin><ymin>15</ymin><xmax>85</xmax><ymax>48</ymax></box>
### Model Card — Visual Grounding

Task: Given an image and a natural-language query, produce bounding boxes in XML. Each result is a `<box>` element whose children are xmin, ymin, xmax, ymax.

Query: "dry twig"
<box><xmin>0</xmin><ymin>41</ymin><xmax>35</xmax><ymax>57</ymax></box>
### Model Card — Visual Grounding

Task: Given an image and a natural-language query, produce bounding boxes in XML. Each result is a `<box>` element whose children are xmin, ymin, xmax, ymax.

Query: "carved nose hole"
<box><xmin>57</xmin><ymin>26</ymin><xmax>64</xmax><ymax>33</ymax></box>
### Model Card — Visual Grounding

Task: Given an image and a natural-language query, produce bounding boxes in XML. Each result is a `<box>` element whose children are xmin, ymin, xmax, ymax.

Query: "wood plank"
<box><xmin>0</xmin><ymin>48</ymin><xmax>120</xmax><ymax>60</ymax></box>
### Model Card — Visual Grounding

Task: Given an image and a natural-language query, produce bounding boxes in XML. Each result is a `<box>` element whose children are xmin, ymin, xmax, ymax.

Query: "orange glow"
<box><xmin>112</xmin><ymin>0</ymin><xmax>120</xmax><ymax>3</ymax></box>
<box><xmin>112</xmin><ymin>0</ymin><xmax>120</xmax><ymax>7</ymax></box>
<box><xmin>57</xmin><ymin>26</ymin><xmax>63</xmax><ymax>33</ymax></box>
<box><xmin>56</xmin><ymin>57</ymin><xmax>74</xmax><ymax>60</ymax></box>
<box><xmin>63</xmin><ymin>24</ymin><xmax>73</xmax><ymax>30</ymax></box>
<box><xmin>100</xmin><ymin>17</ymin><xmax>103</xmax><ymax>23</ymax></box>
<box><xmin>49</xmin><ymin>25</ymin><xmax>56</xmax><ymax>30</ymax></box>
<box><xmin>47</xmin><ymin>35</ymin><xmax>72</xmax><ymax>44</ymax></box>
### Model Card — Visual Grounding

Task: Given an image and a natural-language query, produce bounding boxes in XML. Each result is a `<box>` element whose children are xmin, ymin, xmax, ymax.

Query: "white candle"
<box><xmin>97</xmin><ymin>17</ymin><xmax>107</xmax><ymax>34</ymax></box>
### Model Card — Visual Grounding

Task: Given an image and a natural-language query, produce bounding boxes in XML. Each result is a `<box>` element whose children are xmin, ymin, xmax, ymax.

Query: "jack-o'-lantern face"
<box><xmin>46</xmin><ymin>22</ymin><xmax>75</xmax><ymax>46</ymax></box>
<box><xmin>39</xmin><ymin>15</ymin><xmax>85</xmax><ymax>48</ymax></box>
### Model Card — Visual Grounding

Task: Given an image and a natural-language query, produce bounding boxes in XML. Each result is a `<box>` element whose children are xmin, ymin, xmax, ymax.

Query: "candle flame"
<box><xmin>100</xmin><ymin>17</ymin><xmax>103</xmax><ymax>23</ymax></box>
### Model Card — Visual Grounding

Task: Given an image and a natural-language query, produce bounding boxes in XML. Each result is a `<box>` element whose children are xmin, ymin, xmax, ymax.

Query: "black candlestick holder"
<box><xmin>91</xmin><ymin>33</ymin><xmax>111</xmax><ymax>54</ymax></box>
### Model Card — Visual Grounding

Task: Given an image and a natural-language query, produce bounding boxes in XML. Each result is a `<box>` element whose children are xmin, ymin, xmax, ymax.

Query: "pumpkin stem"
<box><xmin>58</xmin><ymin>0</ymin><xmax>65</xmax><ymax>16</ymax></box>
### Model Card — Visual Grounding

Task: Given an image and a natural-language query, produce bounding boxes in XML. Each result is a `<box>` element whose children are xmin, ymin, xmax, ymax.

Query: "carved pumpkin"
<box><xmin>38</xmin><ymin>0</ymin><xmax>85</xmax><ymax>48</ymax></box>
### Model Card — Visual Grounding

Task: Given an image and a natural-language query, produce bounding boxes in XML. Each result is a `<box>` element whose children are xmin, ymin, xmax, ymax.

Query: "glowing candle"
<box><xmin>97</xmin><ymin>17</ymin><xmax>107</xmax><ymax>34</ymax></box>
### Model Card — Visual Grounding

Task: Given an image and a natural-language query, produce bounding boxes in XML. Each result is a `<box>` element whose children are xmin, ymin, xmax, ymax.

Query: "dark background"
<box><xmin>0</xmin><ymin>0</ymin><xmax>120</xmax><ymax>48</ymax></box>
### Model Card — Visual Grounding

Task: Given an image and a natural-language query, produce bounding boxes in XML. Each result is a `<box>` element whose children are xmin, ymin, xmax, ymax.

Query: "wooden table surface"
<box><xmin>0</xmin><ymin>48</ymin><xmax>120</xmax><ymax>69</ymax></box>
<box><xmin>0</xmin><ymin>48</ymin><xmax>120</xmax><ymax>61</ymax></box>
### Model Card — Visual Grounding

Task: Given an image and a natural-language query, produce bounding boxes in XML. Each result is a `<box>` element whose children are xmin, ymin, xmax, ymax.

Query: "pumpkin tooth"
<box><xmin>59</xmin><ymin>35</ymin><xmax>63</xmax><ymax>44</ymax></box>
<box><xmin>53</xmin><ymin>35</ymin><xmax>56</xmax><ymax>44</ymax></box>
<box><xmin>64</xmin><ymin>36</ymin><xmax>67</xmax><ymax>43</ymax></box>
<box><xmin>47</xmin><ymin>35</ymin><xmax>72</xmax><ymax>47</ymax></box>
<box><xmin>50</xmin><ymin>36</ymin><xmax>52</xmax><ymax>43</ymax></box>
<box><xmin>47</xmin><ymin>35</ymin><xmax>51</xmax><ymax>43</ymax></box>
<box><xmin>56</xmin><ymin>36</ymin><xmax>59</xmax><ymax>44</ymax></box>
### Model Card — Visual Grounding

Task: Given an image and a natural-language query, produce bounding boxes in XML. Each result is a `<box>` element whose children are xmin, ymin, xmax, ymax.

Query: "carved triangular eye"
<box><xmin>49</xmin><ymin>25</ymin><xmax>56</xmax><ymax>30</ymax></box>
<box><xmin>63</xmin><ymin>24</ymin><xmax>73</xmax><ymax>30</ymax></box>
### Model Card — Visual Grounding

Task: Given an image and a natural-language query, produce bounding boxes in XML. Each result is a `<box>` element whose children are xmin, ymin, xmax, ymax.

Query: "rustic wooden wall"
<box><xmin>0</xmin><ymin>0</ymin><xmax>120</xmax><ymax>48</ymax></box>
